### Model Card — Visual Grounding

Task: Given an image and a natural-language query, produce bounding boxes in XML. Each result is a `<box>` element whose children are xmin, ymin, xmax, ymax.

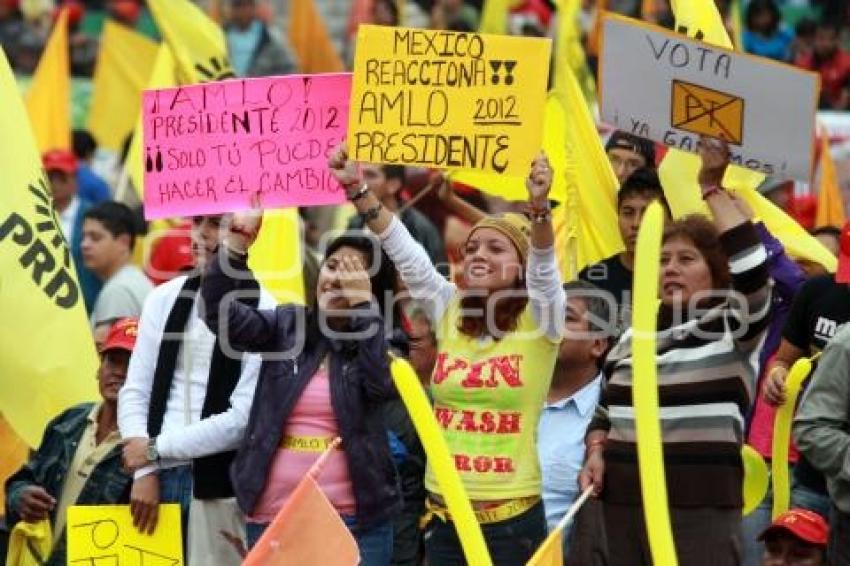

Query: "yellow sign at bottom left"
<box><xmin>67</xmin><ymin>504</ymin><xmax>183</xmax><ymax>565</ymax></box>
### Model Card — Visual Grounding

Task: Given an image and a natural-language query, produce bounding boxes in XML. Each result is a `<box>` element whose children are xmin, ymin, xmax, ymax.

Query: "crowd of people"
<box><xmin>2</xmin><ymin>0</ymin><xmax>850</xmax><ymax>565</ymax></box>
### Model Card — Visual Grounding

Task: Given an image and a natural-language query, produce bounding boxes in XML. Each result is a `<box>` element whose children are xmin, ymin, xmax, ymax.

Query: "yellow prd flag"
<box><xmin>815</xmin><ymin>133</ymin><xmax>846</xmax><ymax>229</ymax></box>
<box><xmin>0</xmin><ymin>50</ymin><xmax>98</xmax><ymax>447</ymax></box>
<box><xmin>289</xmin><ymin>0</ymin><xmax>345</xmax><ymax>73</ymax></box>
<box><xmin>526</xmin><ymin>487</ymin><xmax>593</xmax><ymax>565</ymax></box>
<box><xmin>87</xmin><ymin>22</ymin><xmax>158</xmax><ymax>152</ymax></box>
<box><xmin>661</xmin><ymin>0</ymin><xmax>836</xmax><ymax>272</ymax></box>
<box><xmin>146</xmin><ymin>0</ymin><xmax>235</xmax><ymax>84</ymax></box>
<box><xmin>553</xmin><ymin>0</ymin><xmax>596</xmax><ymax>105</ymax></box>
<box><xmin>125</xmin><ymin>45</ymin><xmax>178</xmax><ymax>199</ymax></box>
<box><xmin>248</xmin><ymin>209</ymin><xmax>306</xmax><ymax>305</ymax></box>
<box><xmin>24</xmin><ymin>8</ymin><xmax>70</xmax><ymax>152</ymax></box>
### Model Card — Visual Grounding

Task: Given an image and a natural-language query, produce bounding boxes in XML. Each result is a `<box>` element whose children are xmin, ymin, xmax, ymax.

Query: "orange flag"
<box><xmin>815</xmin><ymin>133</ymin><xmax>846</xmax><ymax>229</ymax></box>
<box><xmin>242</xmin><ymin>438</ymin><xmax>359</xmax><ymax>566</ymax></box>
<box><xmin>288</xmin><ymin>0</ymin><xmax>345</xmax><ymax>73</ymax></box>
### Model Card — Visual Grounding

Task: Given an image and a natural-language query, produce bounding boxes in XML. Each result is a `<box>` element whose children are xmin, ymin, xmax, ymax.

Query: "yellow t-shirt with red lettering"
<box><xmin>424</xmin><ymin>298</ymin><xmax>559</xmax><ymax>501</ymax></box>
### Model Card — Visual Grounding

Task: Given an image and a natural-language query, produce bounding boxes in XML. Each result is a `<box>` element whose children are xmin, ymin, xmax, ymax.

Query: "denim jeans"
<box><xmin>423</xmin><ymin>501</ymin><xmax>547</xmax><ymax>566</ymax></box>
<box><xmin>246</xmin><ymin>517</ymin><xmax>394</xmax><ymax>565</ymax></box>
<box><xmin>828</xmin><ymin>505</ymin><xmax>850</xmax><ymax>564</ymax></box>
<box><xmin>741</xmin><ymin>473</ymin><xmax>774</xmax><ymax>566</ymax></box>
<box><xmin>790</xmin><ymin>480</ymin><xmax>831</xmax><ymax>520</ymax></box>
<box><xmin>158</xmin><ymin>465</ymin><xmax>193</xmax><ymax>559</ymax></box>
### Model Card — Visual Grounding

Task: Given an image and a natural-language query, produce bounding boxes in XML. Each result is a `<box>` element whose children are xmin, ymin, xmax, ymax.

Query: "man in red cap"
<box><xmin>4</xmin><ymin>318</ymin><xmax>139</xmax><ymax>565</ymax></box>
<box><xmin>43</xmin><ymin>148</ymin><xmax>102</xmax><ymax>314</ymax></box>
<box><xmin>759</xmin><ymin>508</ymin><xmax>827</xmax><ymax>565</ymax></box>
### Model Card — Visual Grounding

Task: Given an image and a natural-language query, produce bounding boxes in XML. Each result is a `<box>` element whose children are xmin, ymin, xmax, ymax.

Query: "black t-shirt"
<box><xmin>578</xmin><ymin>254</ymin><xmax>634</xmax><ymax>327</ymax></box>
<box><xmin>782</xmin><ymin>275</ymin><xmax>850</xmax><ymax>494</ymax></box>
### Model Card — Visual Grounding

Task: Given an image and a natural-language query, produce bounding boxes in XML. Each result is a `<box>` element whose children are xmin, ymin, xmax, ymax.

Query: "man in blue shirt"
<box><xmin>537</xmin><ymin>280</ymin><xmax>613</xmax><ymax>554</ymax></box>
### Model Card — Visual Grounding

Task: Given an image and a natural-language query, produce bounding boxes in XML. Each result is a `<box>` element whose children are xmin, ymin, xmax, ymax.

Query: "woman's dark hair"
<box><xmin>313</xmin><ymin>232</ymin><xmax>400</xmax><ymax>329</ymax></box>
<box><xmin>746</xmin><ymin>0</ymin><xmax>781</xmax><ymax>35</ymax></box>
<box><xmin>457</xmin><ymin>277</ymin><xmax>528</xmax><ymax>340</ymax></box>
<box><xmin>373</xmin><ymin>0</ymin><xmax>400</xmax><ymax>26</ymax></box>
<box><xmin>662</xmin><ymin>215</ymin><xmax>731</xmax><ymax>290</ymax></box>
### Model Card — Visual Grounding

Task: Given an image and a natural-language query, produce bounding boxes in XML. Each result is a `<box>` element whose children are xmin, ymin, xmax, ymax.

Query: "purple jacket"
<box><xmin>201</xmin><ymin>250</ymin><xmax>402</xmax><ymax>530</ymax></box>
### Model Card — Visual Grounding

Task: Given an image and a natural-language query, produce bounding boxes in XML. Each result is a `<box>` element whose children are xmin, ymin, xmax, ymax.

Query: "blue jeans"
<box><xmin>790</xmin><ymin>480</ymin><xmax>831</xmax><ymax>520</ymax></box>
<box><xmin>741</xmin><ymin>476</ymin><xmax>774</xmax><ymax>566</ymax></box>
<box><xmin>245</xmin><ymin>517</ymin><xmax>393</xmax><ymax>565</ymax></box>
<box><xmin>158</xmin><ymin>465</ymin><xmax>193</xmax><ymax>559</ymax></box>
<box><xmin>423</xmin><ymin>501</ymin><xmax>547</xmax><ymax>566</ymax></box>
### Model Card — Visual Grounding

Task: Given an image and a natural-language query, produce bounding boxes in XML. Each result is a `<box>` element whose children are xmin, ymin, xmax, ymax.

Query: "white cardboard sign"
<box><xmin>600</xmin><ymin>14</ymin><xmax>819</xmax><ymax>180</ymax></box>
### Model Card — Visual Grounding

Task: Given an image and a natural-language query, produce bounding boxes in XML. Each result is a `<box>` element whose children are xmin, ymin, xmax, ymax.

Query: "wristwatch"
<box><xmin>145</xmin><ymin>438</ymin><xmax>160</xmax><ymax>463</ymax></box>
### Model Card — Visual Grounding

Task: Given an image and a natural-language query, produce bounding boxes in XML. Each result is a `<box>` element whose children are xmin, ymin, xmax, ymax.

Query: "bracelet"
<box><xmin>530</xmin><ymin>209</ymin><xmax>552</xmax><ymax>224</ymax></box>
<box><xmin>700</xmin><ymin>184</ymin><xmax>723</xmax><ymax>200</ymax></box>
<box><xmin>360</xmin><ymin>202</ymin><xmax>383</xmax><ymax>222</ymax></box>
<box><xmin>348</xmin><ymin>182</ymin><xmax>370</xmax><ymax>202</ymax></box>
<box><xmin>587</xmin><ymin>438</ymin><xmax>607</xmax><ymax>453</ymax></box>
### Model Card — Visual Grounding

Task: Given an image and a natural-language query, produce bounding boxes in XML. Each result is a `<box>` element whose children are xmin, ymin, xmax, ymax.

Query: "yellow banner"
<box><xmin>348</xmin><ymin>25</ymin><xmax>551</xmax><ymax>176</ymax></box>
<box><xmin>67</xmin><ymin>504</ymin><xmax>183</xmax><ymax>565</ymax></box>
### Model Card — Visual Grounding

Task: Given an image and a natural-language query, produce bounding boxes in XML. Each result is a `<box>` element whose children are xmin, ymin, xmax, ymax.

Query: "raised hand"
<box><xmin>697</xmin><ymin>136</ymin><xmax>731</xmax><ymax>189</ymax></box>
<box><xmin>328</xmin><ymin>143</ymin><xmax>362</xmax><ymax>196</ymax></box>
<box><xmin>526</xmin><ymin>152</ymin><xmax>553</xmax><ymax>207</ymax></box>
<box><xmin>226</xmin><ymin>191</ymin><xmax>263</xmax><ymax>254</ymax></box>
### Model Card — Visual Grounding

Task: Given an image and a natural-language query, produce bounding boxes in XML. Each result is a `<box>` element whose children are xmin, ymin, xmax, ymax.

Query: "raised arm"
<box><xmin>699</xmin><ymin>138</ymin><xmax>771</xmax><ymax>353</ymax></box>
<box><xmin>526</xmin><ymin>153</ymin><xmax>565</xmax><ymax>341</ymax></box>
<box><xmin>328</xmin><ymin>144</ymin><xmax>455</xmax><ymax>322</ymax></box>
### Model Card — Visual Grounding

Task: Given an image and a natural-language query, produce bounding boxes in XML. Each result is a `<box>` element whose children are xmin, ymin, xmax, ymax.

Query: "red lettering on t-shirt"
<box><xmin>432</xmin><ymin>353</ymin><xmax>468</xmax><ymax>385</ymax></box>
<box><xmin>435</xmin><ymin>407</ymin><xmax>455</xmax><ymax>429</ymax></box>
<box><xmin>478</xmin><ymin>411</ymin><xmax>497</xmax><ymax>433</ymax></box>
<box><xmin>485</xmin><ymin>355</ymin><xmax>524</xmax><ymax>387</ymax></box>
<box><xmin>457</xmin><ymin>410</ymin><xmax>478</xmax><ymax>432</ymax></box>
<box><xmin>493</xmin><ymin>457</ymin><xmax>515</xmax><ymax>473</ymax></box>
<box><xmin>473</xmin><ymin>456</ymin><xmax>493</xmax><ymax>473</ymax></box>
<box><xmin>454</xmin><ymin>454</ymin><xmax>472</xmax><ymax>471</ymax></box>
<box><xmin>496</xmin><ymin>412</ymin><xmax>521</xmax><ymax>434</ymax></box>
<box><xmin>459</xmin><ymin>361</ymin><xmax>486</xmax><ymax>388</ymax></box>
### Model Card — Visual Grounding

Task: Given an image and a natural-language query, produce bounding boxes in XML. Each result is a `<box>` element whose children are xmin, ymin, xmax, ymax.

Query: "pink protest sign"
<box><xmin>142</xmin><ymin>73</ymin><xmax>351</xmax><ymax>219</ymax></box>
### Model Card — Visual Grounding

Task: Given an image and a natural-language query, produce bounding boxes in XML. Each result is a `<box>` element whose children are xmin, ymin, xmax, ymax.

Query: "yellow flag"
<box><xmin>126</xmin><ymin>45</ymin><xmax>178</xmax><ymax>199</ymax></box>
<box><xmin>24</xmin><ymin>8</ymin><xmax>70</xmax><ymax>152</ymax></box>
<box><xmin>288</xmin><ymin>0</ymin><xmax>345</xmax><ymax>73</ymax></box>
<box><xmin>815</xmin><ymin>134</ymin><xmax>846</xmax><ymax>229</ymax></box>
<box><xmin>527</xmin><ymin>529</ymin><xmax>564</xmax><ymax>565</ymax></box>
<box><xmin>662</xmin><ymin>0</ymin><xmax>835</xmax><ymax>271</ymax></box>
<box><xmin>248</xmin><ymin>209</ymin><xmax>306</xmax><ymax>305</ymax></box>
<box><xmin>553</xmin><ymin>0</ymin><xmax>596</xmax><ymax>104</ymax></box>
<box><xmin>146</xmin><ymin>0</ymin><xmax>235</xmax><ymax>84</ymax></box>
<box><xmin>0</xmin><ymin>50</ymin><xmax>98</xmax><ymax>447</ymax></box>
<box><xmin>0</xmin><ymin>414</ymin><xmax>29</xmax><ymax>510</ymax></box>
<box><xmin>730</xmin><ymin>0</ymin><xmax>744</xmax><ymax>50</ymax></box>
<box><xmin>87</xmin><ymin>22</ymin><xmax>158</xmax><ymax>152</ymax></box>
<box><xmin>479</xmin><ymin>0</ymin><xmax>512</xmax><ymax>34</ymax></box>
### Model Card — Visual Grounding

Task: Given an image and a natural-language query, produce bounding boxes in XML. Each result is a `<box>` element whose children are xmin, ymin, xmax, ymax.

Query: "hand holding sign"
<box><xmin>697</xmin><ymin>136</ymin><xmax>731</xmax><ymax>188</ymax></box>
<box><xmin>327</xmin><ymin>142</ymin><xmax>361</xmax><ymax>193</ymax></box>
<box><xmin>525</xmin><ymin>152</ymin><xmax>553</xmax><ymax>205</ymax></box>
<box><xmin>225</xmin><ymin>192</ymin><xmax>264</xmax><ymax>254</ymax></box>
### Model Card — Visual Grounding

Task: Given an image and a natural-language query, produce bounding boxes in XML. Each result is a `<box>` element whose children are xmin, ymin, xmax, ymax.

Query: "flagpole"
<box><xmin>114</xmin><ymin>161</ymin><xmax>131</xmax><ymax>203</ymax></box>
<box><xmin>554</xmin><ymin>485</ymin><xmax>594</xmax><ymax>534</ymax></box>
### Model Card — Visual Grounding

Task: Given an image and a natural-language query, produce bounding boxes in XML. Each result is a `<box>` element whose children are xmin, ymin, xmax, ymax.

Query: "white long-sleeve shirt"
<box><xmin>118</xmin><ymin>275</ymin><xmax>275</xmax><ymax>477</ymax></box>
<box><xmin>379</xmin><ymin>215</ymin><xmax>565</xmax><ymax>340</ymax></box>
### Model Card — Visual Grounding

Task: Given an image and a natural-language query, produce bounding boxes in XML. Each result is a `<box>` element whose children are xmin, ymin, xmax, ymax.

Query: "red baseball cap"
<box><xmin>100</xmin><ymin>318</ymin><xmax>139</xmax><ymax>354</ymax></box>
<box><xmin>42</xmin><ymin>149</ymin><xmax>78</xmax><ymax>174</ymax></box>
<box><xmin>836</xmin><ymin>221</ymin><xmax>850</xmax><ymax>284</ymax></box>
<box><xmin>758</xmin><ymin>509</ymin><xmax>828</xmax><ymax>546</ymax></box>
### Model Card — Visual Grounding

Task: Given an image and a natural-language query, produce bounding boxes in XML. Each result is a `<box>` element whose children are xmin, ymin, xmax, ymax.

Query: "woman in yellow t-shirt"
<box><xmin>329</xmin><ymin>145</ymin><xmax>566</xmax><ymax>565</ymax></box>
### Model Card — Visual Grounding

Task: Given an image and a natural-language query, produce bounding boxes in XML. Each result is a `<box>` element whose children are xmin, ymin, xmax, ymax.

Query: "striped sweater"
<box><xmin>589</xmin><ymin>222</ymin><xmax>772</xmax><ymax>508</ymax></box>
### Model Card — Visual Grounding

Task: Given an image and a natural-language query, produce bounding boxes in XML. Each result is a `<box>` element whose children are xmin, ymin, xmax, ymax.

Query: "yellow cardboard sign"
<box><xmin>671</xmin><ymin>79</ymin><xmax>744</xmax><ymax>144</ymax></box>
<box><xmin>348</xmin><ymin>25</ymin><xmax>551</xmax><ymax>176</ymax></box>
<box><xmin>67</xmin><ymin>504</ymin><xmax>183</xmax><ymax>565</ymax></box>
